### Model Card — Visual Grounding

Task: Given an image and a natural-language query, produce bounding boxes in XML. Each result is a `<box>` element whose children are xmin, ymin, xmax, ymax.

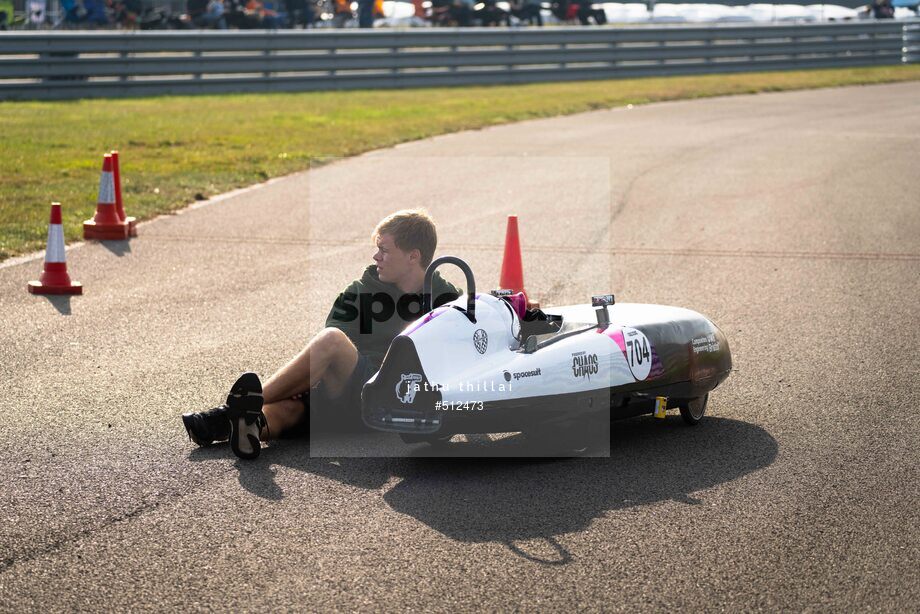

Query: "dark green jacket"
<box><xmin>325</xmin><ymin>265</ymin><xmax>461</xmax><ymax>367</ymax></box>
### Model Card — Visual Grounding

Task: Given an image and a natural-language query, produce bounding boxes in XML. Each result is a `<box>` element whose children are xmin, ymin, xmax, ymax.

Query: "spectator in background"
<box><xmin>357</xmin><ymin>0</ymin><xmax>373</xmax><ymax>27</ymax></box>
<box><xmin>475</xmin><ymin>0</ymin><xmax>508</xmax><ymax>25</ymax></box>
<box><xmin>550</xmin><ymin>0</ymin><xmax>573</xmax><ymax>23</ymax></box>
<box><xmin>867</xmin><ymin>0</ymin><xmax>895</xmax><ymax>18</ymax></box>
<box><xmin>449</xmin><ymin>0</ymin><xmax>473</xmax><ymax>26</ymax></box>
<box><xmin>223</xmin><ymin>0</ymin><xmax>282</xmax><ymax>27</ymax></box>
<box><xmin>187</xmin><ymin>0</ymin><xmax>208</xmax><ymax>22</ymax></box>
<box><xmin>510</xmin><ymin>0</ymin><xmax>542</xmax><ymax>25</ymax></box>
<box><xmin>224</xmin><ymin>0</ymin><xmax>248</xmax><ymax>27</ymax></box>
<box><xmin>83</xmin><ymin>0</ymin><xmax>110</xmax><ymax>26</ymax></box>
<box><xmin>429</xmin><ymin>0</ymin><xmax>451</xmax><ymax>25</ymax></box>
<box><xmin>428</xmin><ymin>0</ymin><xmax>464</xmax><ymax>26</ymax></box>
<box><xmin>332</xmin><ymin>0</ymin><xmax>352</xmax><ymax>27</ymax></box>
<box><xmin>197</xmin><ymin>0</ymin><xmax>227</xmax><ymax>27</ymax></box>
<box><xmin>410</xmin><ymin>0</ymin><xmax>426</xmax><ymax>23</ymax></box>
<box><xmin>581</xmin><ymin>2</ymin><xmax>606</xmax><ymax>24</ymax></box>
<box><xmin>111</xmin><ymin>0</ymin><xmax>140</xmax><ymax>27</ymax></box>
<box><xmin>226</xmin><ymin>0</ymin><xmax>255</xmax><ymax>27</ymax></box>
<box><xmin>285</xmin><ymin>0</ymin><xmax>315</xmax><ymax>27</ymax></box>
<box><xmin>0</xmin><ymin>0</ymin><xmax>20</xmax><ymax>26</ymax></box>
<box><xmin>185</xmin><ymin>0</ymin><xmax>225</xmax><ymax>27</ymax></box>
<box><xmin>124</xmin><ymin>0</ymin><xmax>143</xmax><ymax>26</ymax></box>
<box><xmin>137</xmin><ymin>6</ymin><xmax>173</xmax><ymax>28</ymax></box>
<box><xmin>62</xmin><ymin>0</ymin><xmax>88</xmax><ymax>25</ymax></box>
<box><xmin>552</xmin><ymin>0</ymin><xmax>605</xmax><ymax>25</ymax></box>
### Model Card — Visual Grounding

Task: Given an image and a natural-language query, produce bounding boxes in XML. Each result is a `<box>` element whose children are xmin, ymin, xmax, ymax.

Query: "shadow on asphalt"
<box><xmin>192</xmin><ymin>416</ymin><xmax>776</xmax><ymax>564</ymax></box>
<box><xmin>101</xmin><ymin>240</ymin><xmax>132</xmax><ymax>257</ymax></box>
<box><xmin>43</xmin><ymin>295</ymin><xmax>72</xmax><ymax>315</ymax></box>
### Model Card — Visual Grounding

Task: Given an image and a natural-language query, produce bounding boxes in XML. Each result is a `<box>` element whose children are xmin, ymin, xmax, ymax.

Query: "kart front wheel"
<box><xmin>679</xmin><ymin>394</ymin><xmax>708</xmax><ymax>425</ymax></box>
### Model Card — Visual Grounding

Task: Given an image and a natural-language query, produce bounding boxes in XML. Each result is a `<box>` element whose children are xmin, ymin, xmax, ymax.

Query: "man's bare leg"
<box><xmin>260</xmin><ymin>399</ymin><xmax>305</xmax><ymax>441</ymax></box>
<box><xmin>183</xmin><ymin>329</ymin><xmax>361</xmax><ymax>447</ymax></box>
<box><xmin>260</xmin><ymin>327</ymin><xmax>360</xmax><ymax>438</ymax></box>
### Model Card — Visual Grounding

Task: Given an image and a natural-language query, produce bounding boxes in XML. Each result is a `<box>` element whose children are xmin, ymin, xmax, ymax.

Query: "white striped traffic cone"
<box><xmin>28</xmin><ymin>202</ymin><xmax>83</xmax><ymax>295</ymax></box>
<box><xmin>83</xmin><ymin>153</ymin><xmax>129</xmax><ymax>241</ymax></box>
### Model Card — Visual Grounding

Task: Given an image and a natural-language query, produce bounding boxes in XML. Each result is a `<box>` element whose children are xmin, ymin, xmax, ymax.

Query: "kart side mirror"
<box><xmin>592</xmin><ymin>294</ymin><xmax>615</xmax><ymax>328</ymax></box>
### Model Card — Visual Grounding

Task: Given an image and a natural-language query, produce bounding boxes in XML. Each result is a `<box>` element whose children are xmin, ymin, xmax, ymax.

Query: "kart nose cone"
<box><xmin>361</xmin><ymin>335</ymin><xmax>443</xmax><ymax>434</ymax></box>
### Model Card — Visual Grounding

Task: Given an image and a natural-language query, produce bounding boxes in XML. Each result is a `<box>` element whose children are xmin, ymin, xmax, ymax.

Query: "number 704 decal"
<box><xmin>622</xmin><ymin>327</ymin><xmax>653</xmax><ymax>381</ymax></box>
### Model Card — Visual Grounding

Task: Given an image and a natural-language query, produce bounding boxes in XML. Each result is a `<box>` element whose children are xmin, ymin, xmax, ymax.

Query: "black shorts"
<box><xmin>287</xmin><ymin>353</ymin><xmax>379</xmax><ymax>435</ymax></box>
<box><xmin>314</xmin><ymin>352</ymin><xmax>379</xmax><ymax>412</ymax></box>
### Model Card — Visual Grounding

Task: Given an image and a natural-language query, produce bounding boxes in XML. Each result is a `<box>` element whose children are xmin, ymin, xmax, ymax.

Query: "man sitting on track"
<box><xmin>181</xmin><ymin>209</ymin><xmax>461</xmax><ymax>460</ymax></box>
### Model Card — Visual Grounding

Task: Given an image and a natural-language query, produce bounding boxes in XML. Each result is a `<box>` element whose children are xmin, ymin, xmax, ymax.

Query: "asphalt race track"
<box><xmin>1</xmin><ymin>81</ymin><xmax>918</xmax><ymax>611</ymax></box>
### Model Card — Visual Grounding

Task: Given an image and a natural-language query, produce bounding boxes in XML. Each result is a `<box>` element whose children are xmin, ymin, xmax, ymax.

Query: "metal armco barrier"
<box><xmin>907</xmin><ymin>23</ymin><xmax>920</xmax><ymax>63</ymax></box>
<box><xmin>1</xmin><ymin>21</ymin><xmax>918</xmax><ymax>100</ymax></box>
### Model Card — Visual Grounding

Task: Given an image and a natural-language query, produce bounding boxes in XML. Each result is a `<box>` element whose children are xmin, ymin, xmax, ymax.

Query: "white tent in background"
<box><xmin>377</xmin><ymin>0</ymin><xmax>901</xmax><ymax>25</ymax></box>
<box><xmin>807</xmin><ymin>3</ymin><xmax>861</xmax><ymax>19</ymax></box>
<box><xmin>603</xmin><ymin>3</ymin><xmax>657</xmax><ymax>22</ymax></box>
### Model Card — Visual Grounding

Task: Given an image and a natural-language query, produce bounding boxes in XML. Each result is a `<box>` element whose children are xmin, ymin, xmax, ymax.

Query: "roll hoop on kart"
<box><xmin>361</xmin><ymin>257</ymin><xmax>732</xmax><ymax>445</ymax></box>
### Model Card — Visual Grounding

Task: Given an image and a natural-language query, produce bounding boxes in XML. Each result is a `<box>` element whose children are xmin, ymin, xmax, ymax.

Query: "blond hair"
<box><xmin>373</xmin><ymin>209</ymin><xmax>438</xmax><ymax>267</ymax></box>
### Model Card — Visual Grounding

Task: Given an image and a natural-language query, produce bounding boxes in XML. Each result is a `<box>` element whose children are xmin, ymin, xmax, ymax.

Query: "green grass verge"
<box><xmin>3</xmin><ymin>64</ymin><xmax>920</xmax><ymax>261</ymax></box>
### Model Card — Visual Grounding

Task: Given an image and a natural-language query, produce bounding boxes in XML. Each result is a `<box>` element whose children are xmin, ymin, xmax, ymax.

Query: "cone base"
<box><xmin>28</xmin><ymin>280</ymin><xmax>83</xmax><ymax>295</ymax></box>
<box><xmin>127</xmin><ymin>217</ymin><xmax>137</xmax><ymax>238</ymax></box>
<box><xmin>84</xmin><ymin>220</ymin><xmax>129</xmax><ymax>241</ymax></box>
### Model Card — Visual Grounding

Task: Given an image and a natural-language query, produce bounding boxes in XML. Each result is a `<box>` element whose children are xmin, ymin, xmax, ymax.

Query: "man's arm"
<box><xmin>325</xmin><ymin>281</ymin><xmax>363</xmax><ymax>348</ymax></box>
<box><xmin>432</xmin><ymin>274</ymin><xmax>462</xmax><ymax>308</ymax></box>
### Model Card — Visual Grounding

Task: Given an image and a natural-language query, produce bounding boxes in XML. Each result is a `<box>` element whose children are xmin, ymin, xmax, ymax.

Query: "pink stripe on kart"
<box><xmin>599</xmin><ymin>327</ymin><xmax>627</xmax><ymax>353</ymax></box>
<box><xmin>403</xmin><ymin>307</ymin><xmax>447</xmax><ymax>336</ymax></box>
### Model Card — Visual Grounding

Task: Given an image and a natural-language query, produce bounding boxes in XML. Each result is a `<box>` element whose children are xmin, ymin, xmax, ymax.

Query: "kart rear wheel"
<box><xmin>679</xmin><ymin>394</ymin><xmax>708</xmax><ymax>425</ymax></box>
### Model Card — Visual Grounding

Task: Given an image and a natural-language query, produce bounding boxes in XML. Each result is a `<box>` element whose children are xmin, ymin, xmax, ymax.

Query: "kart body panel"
<box><xmin>361</xmin><ymin>290</ymin><xmax>732</xmax><ymax>436</ymax></box>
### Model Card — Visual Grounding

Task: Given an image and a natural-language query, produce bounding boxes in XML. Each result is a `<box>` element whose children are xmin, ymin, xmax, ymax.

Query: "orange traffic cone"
<box><xmin>83</xmin><ymin>153</ymin><xmax>129</xmax><ymax>241</ymax></box>
<box><xmin>499</xmin><ymin>215</ymin><xmax>527</xmax><ymax>301</ymax></box>
<box><xmin>28</xmin><ymin>202</ymin><xmax>83</xmax><ymax>295</ymax></box>
<box><xmin>111</xmin><ymin>150</ymin><xmax>137</xmax><ymax>237</ymax></box>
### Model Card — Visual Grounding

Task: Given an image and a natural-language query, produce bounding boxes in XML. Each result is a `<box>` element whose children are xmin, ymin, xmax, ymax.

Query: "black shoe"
<box><xmin>225</xmin><ymin>372</ymin><xmax>266</xmax><ymax>460</ymax></box>
<box><xmin>182</xmin><ymin>404</ymin><xmax>231</xmax><ymax>447</ymax></box>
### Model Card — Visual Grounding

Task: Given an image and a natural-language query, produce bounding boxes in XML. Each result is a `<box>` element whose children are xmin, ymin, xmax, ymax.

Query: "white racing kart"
<box><xmin>361</xmin><ymin>256</ymin><xmax>732</xmax><ymax>447</ymax></box>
